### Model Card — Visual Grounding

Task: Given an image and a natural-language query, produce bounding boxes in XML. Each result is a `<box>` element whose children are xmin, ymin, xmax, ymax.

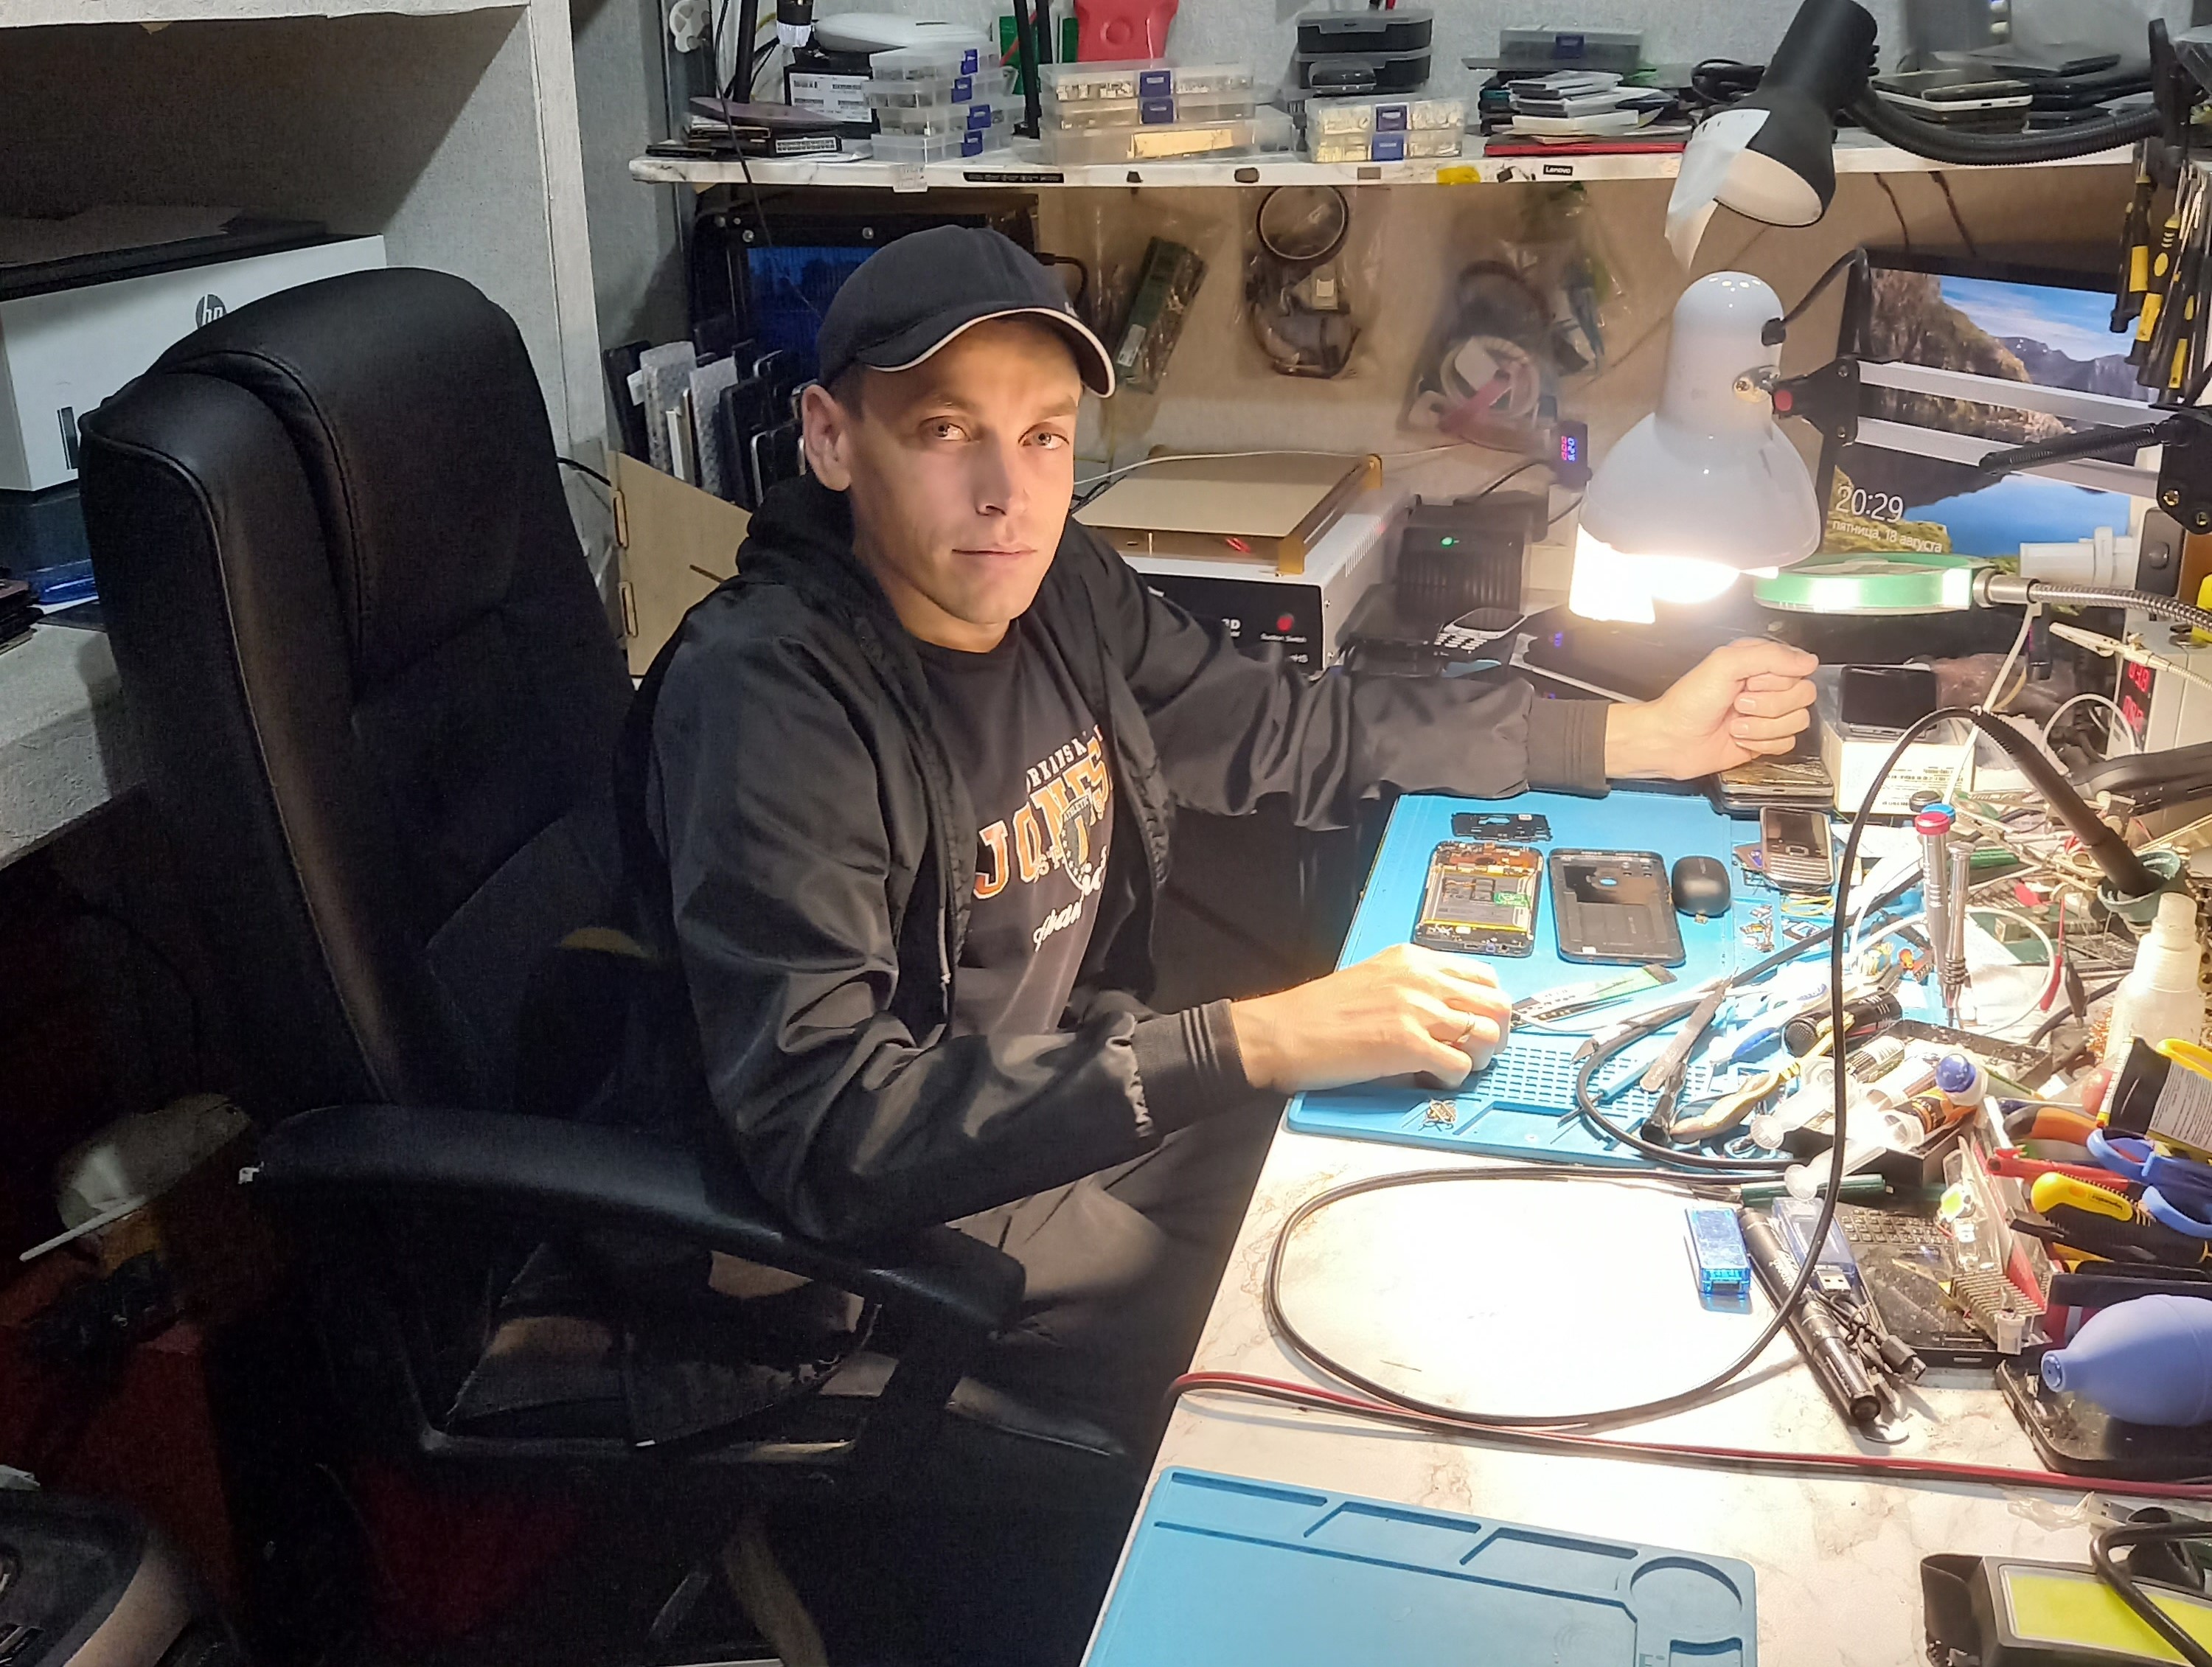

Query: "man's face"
<box><xmin>801</xmin><ymin>318</ymin><xmax>1082</xmax><ymax>652</ymax></box>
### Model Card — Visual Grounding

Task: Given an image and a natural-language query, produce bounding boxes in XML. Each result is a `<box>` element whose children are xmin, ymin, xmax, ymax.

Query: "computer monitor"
<box><xmin>1821</xmin><ymin>251</ymin><xmax>2149</xmax><ymax>560</ymax></box>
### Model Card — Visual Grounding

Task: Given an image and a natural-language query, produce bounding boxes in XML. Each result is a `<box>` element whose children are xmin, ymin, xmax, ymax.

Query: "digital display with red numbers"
<box><xmin>2119</xmin><ymin>658</ymin><xmax>2154</xmax><ymax>742</ymax></box>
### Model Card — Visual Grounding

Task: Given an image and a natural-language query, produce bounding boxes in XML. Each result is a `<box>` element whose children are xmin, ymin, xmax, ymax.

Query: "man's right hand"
<box><xmin>1229</xmin><ymin>943</ymin><xmax>1514</xmax><ymax>1094</ymax></box>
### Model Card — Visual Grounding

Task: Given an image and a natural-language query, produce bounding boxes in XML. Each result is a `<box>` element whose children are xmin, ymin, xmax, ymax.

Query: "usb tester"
<box><xmin>1685</xmin><ymin>1206</ymin><xmax>1751</xmax><ymax>1298</ymax></box>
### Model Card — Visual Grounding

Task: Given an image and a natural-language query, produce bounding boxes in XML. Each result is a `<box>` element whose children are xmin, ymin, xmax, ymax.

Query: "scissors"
<box><xmin>2157</xmin><ymin>1038</ymin><xmax>2212</xmax><ymax>1081</ymax></box>
<box><xmin>2089</xmin><ymin>1127</ymin><xmax>2212</xmax><ymax>1241</ymax></box>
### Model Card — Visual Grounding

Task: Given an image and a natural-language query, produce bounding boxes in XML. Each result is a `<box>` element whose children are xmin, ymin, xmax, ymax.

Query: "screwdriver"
<box><xmin>2133</xmin><ymin>171</ymin><xmax>2187</xmax><ymax>374</ymax></box>
<box><xmin>2032</xmin><ymin>1172</ymin><xmax>2212</xmax><ymax>1267</ymax></box>
<box><xmin>2146</xmin><ymin>169</ymin><xmax>2208</xmax><ymax>393</ymax></box>
<box><xmin>2115</xmin><ymin>140</ymin><xmax>2156</xmax><ymax>333</ymax></box>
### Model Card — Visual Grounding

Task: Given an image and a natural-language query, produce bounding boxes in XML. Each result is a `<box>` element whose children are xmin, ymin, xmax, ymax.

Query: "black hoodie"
<box><xmin>622</xmin><ymin>477</ymin><xmax>1608</xmax><ymax>1244</ymax></box>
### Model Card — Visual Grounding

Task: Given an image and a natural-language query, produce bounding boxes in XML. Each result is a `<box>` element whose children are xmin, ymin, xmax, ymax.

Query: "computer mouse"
<box><xmin>1671</xmin><ymin>855</ymin><xmax>1731</xmax><ymax>921</ymax></box>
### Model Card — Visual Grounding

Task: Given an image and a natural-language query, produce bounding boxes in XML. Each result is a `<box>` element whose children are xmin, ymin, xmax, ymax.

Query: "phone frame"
<box><xmin>1547</xmin><ymin>848</ymin><xmax>1686</xmax><ymax>967</ymax></box>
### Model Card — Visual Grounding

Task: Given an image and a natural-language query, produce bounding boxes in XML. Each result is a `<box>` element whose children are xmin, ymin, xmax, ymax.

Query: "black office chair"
<box><xmin>76</xmin><ymin>268</ymin><xmax>1124</xmax><ymax>1660</ymax></box>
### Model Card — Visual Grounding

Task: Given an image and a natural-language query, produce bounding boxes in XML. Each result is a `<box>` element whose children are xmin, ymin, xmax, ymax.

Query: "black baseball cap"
<box><xmin>815</xmin><ymin>225</ymin><xmax>1114</xmax><ymax>397</ymax></box>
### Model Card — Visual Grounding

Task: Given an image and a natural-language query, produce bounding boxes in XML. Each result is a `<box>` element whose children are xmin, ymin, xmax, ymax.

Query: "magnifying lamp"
<box><xmin>1569</xmin><ymin>272</ymin><xmax>1822</xmax><ymax>624</ymax></box>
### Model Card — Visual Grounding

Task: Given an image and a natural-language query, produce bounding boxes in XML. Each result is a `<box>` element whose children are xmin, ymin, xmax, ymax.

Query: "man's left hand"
<box><xmin>1602</xmin><ymin>639</ymin><xmax>1818</xmax><ymax>781</ymax></box>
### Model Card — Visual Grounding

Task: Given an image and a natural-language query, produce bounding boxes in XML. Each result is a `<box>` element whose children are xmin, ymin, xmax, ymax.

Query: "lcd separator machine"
<box><xmin>1116</xmin><ymin>481</ymin><xmax>1409</xmax><ymax>669</ymax></box>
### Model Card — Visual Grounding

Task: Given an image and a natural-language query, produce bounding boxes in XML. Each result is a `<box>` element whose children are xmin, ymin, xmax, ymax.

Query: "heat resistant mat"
<box><xmin>1287</xmin><ymin>789</ymin><xmax>1770</xmax><ymax>1166</ymax></box>
<box><xmin>1088</xmin><ymin>1468</ymin><xmax>1759</xmax><ymax>1666</ymax></box>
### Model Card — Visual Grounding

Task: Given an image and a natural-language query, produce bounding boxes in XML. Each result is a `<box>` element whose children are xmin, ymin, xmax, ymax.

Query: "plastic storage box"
<box><xmin>869</xmin><ymin>72</ymin><xmax>999</xmax><ymax>108</ymax></box>
<box><xmin>1042</xmin><ymin>105</ymin><xmax>1291</xmax><ymax>164</ymax></box>
<box><xmin>1306</xmin><ymin>94</ymin><xmax>1464</xmax><ymax>135</ymax></box>
<box><xmin>1040</xmin><ymin>60</ymin><xmax>1255</xmax><ymax>102</ymax></box>
<box><xmin>872</xmin><ymin>128</ymin><xmax>1005</xmax><ymax>164</ymax></box>
<box><xmin>1310</xmin><ymin>127</ymin><xmax>1461</xmax><ymax>163</ymax></box>
<box><xmin>874</xmin><ymin>100</ymin><xmax>1007</xmax><ymax>136</ymax></box>
<box><xmin>871</xmin><ymin>40</ymin><xmax>987</xmax><ymax>80</ymax></box>
<box><xmin>1043</xmin><ymin>92</ymin><xmax>1258</xmax><ymax>130</ymax></box>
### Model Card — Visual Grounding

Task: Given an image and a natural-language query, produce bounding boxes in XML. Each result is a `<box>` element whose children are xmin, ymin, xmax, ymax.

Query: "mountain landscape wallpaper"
<box><xmin>1823</xmin><ymin>269</ymin><xmax>2147</xmax><ymax>558</ymax></box>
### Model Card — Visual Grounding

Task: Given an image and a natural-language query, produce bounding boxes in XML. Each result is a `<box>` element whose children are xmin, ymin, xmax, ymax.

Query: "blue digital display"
<box><xmin>1558</xmin><ymin>434</ymin><xmax>1581</xmax><ymax>462</ymax></box>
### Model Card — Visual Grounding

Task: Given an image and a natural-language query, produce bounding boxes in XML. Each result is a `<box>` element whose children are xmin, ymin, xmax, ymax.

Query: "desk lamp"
<box><xmin>1569</xmin><ymin>272</ymin><xmax>1822</xmax><ymax>624</ymax></box>
<box><xmin>1665</xmin><ymin>0</ymin><xmax>2198</xmax><ymax>262</ymax></box>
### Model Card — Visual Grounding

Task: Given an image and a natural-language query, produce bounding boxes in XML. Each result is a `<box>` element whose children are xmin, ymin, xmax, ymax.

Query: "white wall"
<box><xmin>1032</xmin><ymin>158</ymin><xmax>2135</xmax><ymax>579</ymax></box>
<box><xmin>809</xmin><ymin>0</ymin><xmax>1908</xmax><ymax>83</ymax></box>
<box><xmin>571</xmin><ymin>0</ymin><xmax>689</xmax><ymax>437</ymax></box>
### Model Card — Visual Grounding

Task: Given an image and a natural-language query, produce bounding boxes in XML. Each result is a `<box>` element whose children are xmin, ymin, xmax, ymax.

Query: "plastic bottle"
<box><xmin>2100</xmin><ymin>893</ymin><xmax>2208</xmax><ymax>1071</ymax></box>
<box><xmin>2040</xmin><ymin>1295</ymin><xmax>2212</xmax><ymax>1426</ymax></box>
<box><xmin>1933</xmin><ymin>1054</ymin><xmax>1987</xmax><ymax>1110</ymax></box>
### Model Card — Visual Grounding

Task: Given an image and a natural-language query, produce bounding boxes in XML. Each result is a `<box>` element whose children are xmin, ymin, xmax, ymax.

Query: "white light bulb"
<box><xmin>1567</xmin><ymin>530</ymin><xmax>1771</xmax><ymax>624</ymax></box>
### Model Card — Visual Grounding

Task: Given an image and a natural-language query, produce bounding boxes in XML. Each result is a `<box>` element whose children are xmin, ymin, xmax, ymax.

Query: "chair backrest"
<box><xmin>80</xmin><ymin>268</ymin><xmax>632</xmax><ymax>1118</ymax></box>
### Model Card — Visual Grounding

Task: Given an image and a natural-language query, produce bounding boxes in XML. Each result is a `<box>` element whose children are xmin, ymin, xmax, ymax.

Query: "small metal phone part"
<box><xmin>1685</xmin><ymin>1206</ymin><xmax>1751</xmax><ymax>1297</ymax></box>
<box><xmin>1453</xmin><ymin>812</ymin><xmax>1553</xmax><ymax>841</ymax></box>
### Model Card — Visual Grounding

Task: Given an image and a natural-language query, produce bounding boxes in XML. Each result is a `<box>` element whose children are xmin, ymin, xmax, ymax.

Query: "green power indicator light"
<box><xmin>1439</xmin><ymin>536</ymin><xmax>1458</xmax><ymax>547</ymax></box>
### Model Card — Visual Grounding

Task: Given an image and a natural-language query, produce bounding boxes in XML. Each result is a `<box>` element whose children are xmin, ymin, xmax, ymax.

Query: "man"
<box><xmin>626</xmin><ymin>226</ymin><xmax>1815</xmax><ymax>1441</ymax></box>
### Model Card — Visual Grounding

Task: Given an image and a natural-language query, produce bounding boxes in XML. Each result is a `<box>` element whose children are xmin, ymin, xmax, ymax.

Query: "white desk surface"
<box><xmin>0</xmin><ymin>621</ymin><xmax>133</xmax><ymax>867</ymax></box>
<box><xmin>1098</xmin><ymin>1124</ymin><xmax>2174</xmax><ymax>1663</ymax></box>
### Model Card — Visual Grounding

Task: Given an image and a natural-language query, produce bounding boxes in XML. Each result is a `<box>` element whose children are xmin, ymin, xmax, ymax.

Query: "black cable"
<box><xmin>1874</xmin><ymin>173</ymin><xmax>1913</xmax><ymax>251</ymax></box>
<box><xmin>1466</xmin><ymin>458</ymin><xmax>1548</xmax><ymax>502</ymax></box>
<box><xmin>2091</xmin><ymin>1520</ymin><xmax>2212</xmax><ymax>1667</ymax></box>
<box><xmin>1932</xmin><ymin>172</ymin><xmax>1980</xmax><ymax>262</ymax></box>
<box><xmin>1851</xmin><ymin>88</ymin><xmax>2161</xmax><ymax>167</ymax></box>
<box><xmin>1686</xmin><ymin>58</ymin><xmax>1764</xmax><ymax>110</ymax></box>
<box><xmin>52</xmin><ymin>887</ymin><xmax>207</xmax><ymax>1081</ymax></box>
<box><xmin>1775</xmin><ymin>248</ymin><xmax>1868</xmax><ymax>338</ymax></box>
<box><xmin>1034</xmin><ymin>251</ymin><xmax>1091</xmax><ymax>313</ymax></box>
<box><xmin>557</xmin><ymin>456</ymin><xmax>614</xmax><ymax>490</ymax></box>
<box><xmin>1544</xmin><ymin>492</ymin><xmax>1583</xmax><ymax>532</ymax></box>
<box><xmin>1262</xmin><ymin>1162</ymin><xmax>1829</xmax><ymax>1432</ymax></box>
<box><xmin>731</xmin><ymin>149</ymin><xmax>821</xmax><ymax>327</ymax></box>
<box><xmin>2026</xmin><ymin>975</ymin><xmax>2127</xmax><ymax>1045</ymax></box>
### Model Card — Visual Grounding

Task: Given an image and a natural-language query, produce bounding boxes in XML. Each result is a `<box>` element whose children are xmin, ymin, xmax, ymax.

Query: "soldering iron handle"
<box><xmin>1741</xmin><ymin>1212</ymin><xmax>1882</xmax><ymax>1428</ymax></box>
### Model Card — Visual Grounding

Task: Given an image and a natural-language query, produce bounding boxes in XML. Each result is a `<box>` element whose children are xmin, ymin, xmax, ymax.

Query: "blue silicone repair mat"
<box><xmin>1088</xmin><ymin>1468</ymin><xmax>1758</xmax><ymax>1666</ymax></box>
<box><xmin>1285</xmin><ymin>790</ymin><xmax>1775</xmax><ymax>1166</ymax></box>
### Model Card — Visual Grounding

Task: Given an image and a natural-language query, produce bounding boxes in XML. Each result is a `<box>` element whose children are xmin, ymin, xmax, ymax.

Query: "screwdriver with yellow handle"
<box><xmin>2132</xmin><ymin>178</ymin><xmax>2186</xmax><ymax>373</ymax></box>
<box><xmin>2114</xmin><ymin>141</ymin><xmax>2156</xmax><ymax>333</ymax></box>
<box><xmin>2030</xmin><ymin>1172</ymin><xmax>2212</xmax><ymax>1267</ymax></box>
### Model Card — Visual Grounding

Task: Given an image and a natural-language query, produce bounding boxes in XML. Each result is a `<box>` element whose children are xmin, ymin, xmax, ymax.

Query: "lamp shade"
<box><xmin>1570</xmin><ymin>272</ymin><xmax>1823</xmax><ymax>623</ymax></box>
<box><xmin>1665</xmin><ymin>0</ymin><xmax>1877</xmax><ymax>262</ymax></box>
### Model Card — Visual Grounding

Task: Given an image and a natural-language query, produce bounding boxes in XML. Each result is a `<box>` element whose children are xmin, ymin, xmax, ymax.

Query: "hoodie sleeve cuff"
<box><xmin>1525</xmin><ymin>697</ymin><xmax>1610</xmax><ymax>798</ymax></box>
<box><xmin>1130</xmin><ymin>1000</ymin><xmax>1248</xmax><ymax>1136</ymax></box>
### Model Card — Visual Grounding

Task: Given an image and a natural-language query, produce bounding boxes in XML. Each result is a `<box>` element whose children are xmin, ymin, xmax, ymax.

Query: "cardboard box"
<box><xmin>612</xmin><ymin>452</ymin><xmax>750</xmax><ymax>675</ymax></box>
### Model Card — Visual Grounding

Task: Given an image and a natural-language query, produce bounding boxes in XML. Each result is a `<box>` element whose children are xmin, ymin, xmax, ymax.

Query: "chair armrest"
<box><xmin>251</xmin><ymin>1105</ymin><xmax>1023</xmax><ymax>1335</ymax></box>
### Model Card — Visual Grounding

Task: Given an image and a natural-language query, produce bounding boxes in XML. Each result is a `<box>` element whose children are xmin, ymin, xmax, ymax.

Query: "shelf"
<box><xmin>0</xmin><ymin>623</ymin><xmax>136</xmax><ymax>871</ymax></box>
<box><xmin>630</xmin><ymin>128</ymin><xmax>2133</xmax><ymax>192</ymax></box>
<box><xmin>1</xmin><ymin>0</ymin><xmax>519</xmax><ymax>27</ymax></box>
